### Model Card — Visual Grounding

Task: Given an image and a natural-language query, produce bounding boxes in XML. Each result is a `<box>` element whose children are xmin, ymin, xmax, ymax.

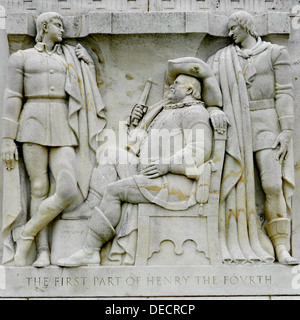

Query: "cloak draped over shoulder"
<box><xmin>207</xmin><ymin>39</ymin><xmax>295</xmax><ymax>264</ymax></box>
<box><xmin>2</xmin><ymin>44</ymin><xmax>106</xmax><ymax>264</ymax></box>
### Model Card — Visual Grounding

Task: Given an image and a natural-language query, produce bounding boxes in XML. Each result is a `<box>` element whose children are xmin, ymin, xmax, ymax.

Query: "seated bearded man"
<box><xmin>57</xmin><ymin>60</ymin><xmax>223</xmax><ymax>267</ymax></box>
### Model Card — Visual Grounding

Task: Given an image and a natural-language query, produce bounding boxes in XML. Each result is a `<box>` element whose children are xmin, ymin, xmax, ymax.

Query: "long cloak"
<box><xmin>207</xmin><ymin>42</ymin><xmax>294</xmax><ymax>264</ymax></box>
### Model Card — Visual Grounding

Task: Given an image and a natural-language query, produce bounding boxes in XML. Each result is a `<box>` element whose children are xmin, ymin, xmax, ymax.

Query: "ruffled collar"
<box><xmin>235</xmin><ymin>37</ymin><xmax>271</xmax><ymax>59</ymax></box>
<box><xmin>234</xmin><ymin>38</ymin><xmax>272</xmax><ymax>88</ymax></box>
<box><xmin>164</xmin><ymin>100</ymin><xmax>204</xmax><ymax>110</ymax></box>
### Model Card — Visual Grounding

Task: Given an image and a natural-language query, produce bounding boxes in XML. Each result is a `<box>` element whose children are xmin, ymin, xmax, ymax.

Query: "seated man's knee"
<box><xmin>56</xmin><ymin>170</ymin><xmax>78</xmax><ymax>204</ymax></box>
<box><xmin>103</xmin><ymin>178</ymin><xmax>136</xmax><ymax>202</ymax></box>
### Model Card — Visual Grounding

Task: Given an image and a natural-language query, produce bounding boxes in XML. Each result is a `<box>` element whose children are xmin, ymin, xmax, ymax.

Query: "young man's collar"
<box><xmin>34</xmin><ymin>42</ymin><xmax>63</xmax><ymax>55</ymax></box>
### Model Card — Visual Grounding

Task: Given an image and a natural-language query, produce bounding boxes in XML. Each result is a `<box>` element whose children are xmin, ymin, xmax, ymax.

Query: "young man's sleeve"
<box><xmin>2</xmin><ymin>51</ymin><xmax>24</xmax><ymax>139</ymax></box>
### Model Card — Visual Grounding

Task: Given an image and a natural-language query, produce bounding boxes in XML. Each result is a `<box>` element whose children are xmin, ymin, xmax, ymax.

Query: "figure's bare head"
<box><xmin>168</xmin><ymin>74</ymin><xmax>202</xmax><ymax>103</ymax></box>
<box><xmin>35</xmin><ymin>12</ymin><xmax>64</xmax><ymax>43</ymax></box>
<box><xmin>228</xmin><ymin>11</ymin><xmax>258</xmax><ymax>44</ymax></box>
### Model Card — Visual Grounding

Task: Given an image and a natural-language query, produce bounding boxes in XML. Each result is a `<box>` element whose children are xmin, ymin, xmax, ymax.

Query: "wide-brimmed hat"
<box><xmin>166</xmin><ymin>57</ymin><xmax>222</xmax><ymax>107</ymax></box>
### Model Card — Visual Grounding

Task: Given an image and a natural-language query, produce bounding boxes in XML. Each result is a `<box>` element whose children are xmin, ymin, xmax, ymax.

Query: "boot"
<box><xmin>56</xmin><ymin>207</ymin><xmax>115</xmax><ymax>267</ymax></box>
<box><xmin>56</xmin><ymin>229</ymin><xmax>102</xmax><ymax>267</ymax></box>
<box><xmin>15</xmin><ymin>194</ymin><xmax>67</xmax><ymax>267</ymax></box>
<box><xmin>265</xmin><ymin>218</ymin><xmax>299</xmax><ymax>265</ymax></box>
<box><xmin>62</xmin><ymin>189</ymin><xmax>102</xmax><ymax>220</ymax></box>
<box><xmin>62</xmin><ymin>167</ymin><xmax>104</xmax><ymax>220</ymax></box>
<box><xmin>14</xmin><ymin>227</ymin><xmax>34</xmax><ymax>267</ymax></box>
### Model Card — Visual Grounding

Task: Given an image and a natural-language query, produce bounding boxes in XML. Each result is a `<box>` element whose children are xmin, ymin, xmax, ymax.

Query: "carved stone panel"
<box><xmin>1</xmin><ymin>1</ymin><xmax>300</xmax><ymax>300</ymax></box>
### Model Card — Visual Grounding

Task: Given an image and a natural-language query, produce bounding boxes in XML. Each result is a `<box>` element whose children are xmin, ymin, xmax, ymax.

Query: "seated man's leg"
<box><xmin>63</xmin><ymin>147</ymin><xmax>139</xmax><ymax>219</ymax></box>
<box><xmin>57</xmin><ymin>177</ymin><xmax>150</xmax><ymax>266</ymax></box>
<box><xmin>99</xmin><ymin>177</ymin><xmax>150</xmax><ymax>227</ymax></box>
<box><xmin>256</xmin><ymin>148</ymin><xmax>298</xmax><ymax>265</ymax></box>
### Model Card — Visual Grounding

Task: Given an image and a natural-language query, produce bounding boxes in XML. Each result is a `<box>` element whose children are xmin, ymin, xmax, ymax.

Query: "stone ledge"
<box><xmin>0</xmin><ymin>265</ymin><xmax>299</xmax><ymax>298</ymax></box>
<box><xmin>5</xmin><ymin>11</ymin><xmax>291</xmax><ymax>37</ymax></box>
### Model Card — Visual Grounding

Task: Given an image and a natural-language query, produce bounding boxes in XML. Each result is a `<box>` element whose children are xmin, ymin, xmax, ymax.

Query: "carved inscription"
<box><xmin>25</xmin><ymin>274</ymin><xmax>272</xmax><ymax>289</ymax></box>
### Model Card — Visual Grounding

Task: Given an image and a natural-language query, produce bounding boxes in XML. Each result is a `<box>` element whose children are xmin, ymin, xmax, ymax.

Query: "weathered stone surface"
<box><xmin>51</xmin><ymin>220</ymin><xmax>89</xmax><ymax>265</ymax></box>
<box><xmin>5</xmin><ymin>12</ymin><xmax>292</xmax><ymax>37</ymax></box>
<box><xmin>1</xmin><ymin>1</ymin><xmax>300</xmax><ymax>300</ymax></box>
<box><xmin>0</xmin><ymin>265</ymin><xmax>299</xmax><ymax>298</ymax></box>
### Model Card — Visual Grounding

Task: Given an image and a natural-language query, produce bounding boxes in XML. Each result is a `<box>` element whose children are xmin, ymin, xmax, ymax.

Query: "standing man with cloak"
<box><xmin>207</xmin><ymin>11</ymin><xmax>298</xmax><ymax>265</ymax></box>
<box><xmin>1</xmin><ymin>12</ymin><xmax>106</xmax><ymax>267</ymax></box>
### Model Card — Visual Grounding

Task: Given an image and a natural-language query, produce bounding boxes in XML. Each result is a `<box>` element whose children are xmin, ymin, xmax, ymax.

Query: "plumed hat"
<box><xmin>166</xmin><ymin>57</ymin><xmax>223</xmax><ymax>107</ymax></box>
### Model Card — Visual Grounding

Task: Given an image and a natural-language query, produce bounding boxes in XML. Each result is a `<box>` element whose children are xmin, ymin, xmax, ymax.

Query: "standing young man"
<box><xmin>1</xmin><ymin>12</ymin><xmax>105</xmax><ymax>267</ymax></box>
<box><xmin>207</xmin><ymin>11</ymin><xmax>297</xmax><ymax>265</ymax></box>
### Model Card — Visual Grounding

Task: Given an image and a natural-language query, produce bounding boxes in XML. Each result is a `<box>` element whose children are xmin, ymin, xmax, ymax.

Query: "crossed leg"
<box><xmin>15</xmin><ymin>145</ymin><xmax>79</xmax><ymax>267</ymax></box>
<box><xmin>22</xmin><ymin>143</ymin><xmax>50</xmax><ymax>267</ymax></box>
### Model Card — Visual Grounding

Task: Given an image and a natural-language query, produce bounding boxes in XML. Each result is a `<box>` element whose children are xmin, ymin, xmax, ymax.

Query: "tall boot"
<box><xmin>56</xmin><ymin>207</ymin><xmax>115</xmax><ymax>267</ymax></box>
<box><xmin>62</xmin><ymin>189</ymin><xmax>102</xmax><ymax>220</ymax></box>
<box><xmin>15</xmin><ymin>194</ymin><xmax>67</xmax><ymax>267</ymax></box>
<box><xmin>62</xmin><ymin>168</ymin><xmax>104</xmax><ymax>220</ymax></box>
<box><xmin>14</xmin><ymin>227</ymin><xmax>35</xmax><ymax>267</ymax></box>
<box><xmin>265</xmin><ymin>218</ymin><xmax>299</xmax><ymax>265</ymax></box>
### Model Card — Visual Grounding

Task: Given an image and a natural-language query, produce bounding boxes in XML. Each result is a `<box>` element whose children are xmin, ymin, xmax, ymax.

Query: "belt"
<box><xmin>25</xmin><ymin>98</ymin><xmax>67</xmax><ymax>104</ymax></box>
<box><xmin>249</xmin><ymin>99</ymin><xmax>275</xmax><ymax>111</ymax></box>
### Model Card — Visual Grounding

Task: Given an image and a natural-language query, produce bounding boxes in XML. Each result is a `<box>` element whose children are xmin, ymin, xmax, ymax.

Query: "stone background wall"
<box><xmin>1</xmin><ymin>0</ymin><xmax>300</xmax><ymax>266</ymax></box>
<box><xmin>0</xmin><ymin>0</ymin><xmax>295</xmax><ymax>13</ymax></box>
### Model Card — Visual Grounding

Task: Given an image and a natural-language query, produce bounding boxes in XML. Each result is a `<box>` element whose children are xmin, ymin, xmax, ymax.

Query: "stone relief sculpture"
<box><xmin>1</xmin><ymin>0</ymin><xmax>300</xmax><ymax>301</ymax></box>
<box><xmin>0</xmin><ymin>8</ymin><xmax>298</xmax><ymax>272</ymax></box>
<box><xmin>207</xmin><ymin>11</ymin><xmax>298</xmax><ymax>265</ymax></box>
<box><xmin>56</xmin><ymin>57</ymin><xmax>225</xmax><ymax>267</ymax></box>
<box><xmin>1</xmin><ymin>12</ymin><xmax>106</xmax><ymax>267</ymax></box>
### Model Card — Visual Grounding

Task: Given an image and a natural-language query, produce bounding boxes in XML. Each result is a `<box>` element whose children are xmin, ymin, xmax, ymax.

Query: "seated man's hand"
<box><xmin>131</xmin><ymin>104</ymin><xmax>147</xmax><ymax>126</ymax></box>
<box><xmin>140</xmin><ymin>160</ymin><xmax>170</xmax><ymax>179</ymax></box>
<box><xmin>210</xmin><ymin>109</ymin><xmax>229</xmax><ymax>135</ymax></box>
